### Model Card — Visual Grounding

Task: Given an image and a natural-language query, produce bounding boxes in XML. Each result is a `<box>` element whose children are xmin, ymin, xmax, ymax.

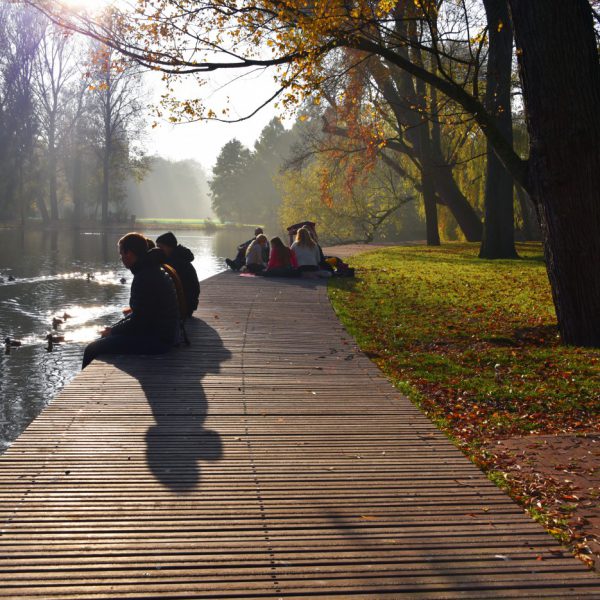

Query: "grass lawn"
<box><xmin>329</xmin><ymin>243</ymin><xmax>600</xmax><ymax>563</ymax></box>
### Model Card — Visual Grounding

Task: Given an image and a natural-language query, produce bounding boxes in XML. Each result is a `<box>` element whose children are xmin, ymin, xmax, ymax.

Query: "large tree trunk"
<box><xmin>426</xmin><ymin>136</ymin><xmax>483</xmax><ymax>242</ymax></box>
<box><xmin>427</xmin><ymin>75</ymin><xmax>484</xmax><ymax>243</ymax></box>
<box><xmin>377</xmin><ymin>65</ymin><xmax>483</xmax><ymax>241</ymax></box>
<box><xmin>509</xmin><ymin>0</ymin><xmax>600</xmax><ymax>346</ymax></box>
<box><xmin>479</xmin><ymin>0</ymin><xmax>518</xmax><ymax>258</ymax></box>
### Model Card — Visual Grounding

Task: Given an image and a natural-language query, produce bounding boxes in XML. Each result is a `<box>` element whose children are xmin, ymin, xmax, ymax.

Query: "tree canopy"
<box><xmin>22</xmin><ymin>0</ymin><xmax>600</xmax><ymax>346</ymax></box>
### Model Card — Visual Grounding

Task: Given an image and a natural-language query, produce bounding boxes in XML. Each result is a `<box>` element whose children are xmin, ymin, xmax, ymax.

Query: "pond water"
<box><xmin>0</xmin><ymin>227</ymin><xmax>251</xmax><ymax>453</ymax></box>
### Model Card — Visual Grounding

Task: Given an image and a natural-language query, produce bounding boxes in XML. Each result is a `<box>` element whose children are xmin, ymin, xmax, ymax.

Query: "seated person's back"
<box><xmin>156</xmin><ymin>231</ymin><xmax>200</xmax><ymax>317</ymax></box>
<box><xmin>82</xmin><ymin>233</ymin><xmax>178</xmax><ymax>369</ymax></box>
<box><xmin>127</xmin><ymin>247</ymin><xmax>180</xmax><ymax>341</ymax></box>
<box><xmin>245</xmin><ymin>234</ymin><xmax>269</xmax><ymax>273</ymax></box>
<box><xmin>290</xmin><ymin>228</ymin><xmax>320</xmax><ymax>267</ymax></box>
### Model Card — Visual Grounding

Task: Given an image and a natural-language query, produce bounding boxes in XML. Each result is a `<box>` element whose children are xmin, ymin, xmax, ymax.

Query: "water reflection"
<box><xmin>0</xmin><ymin>227</ymin><xmax>252</xmax><ymax>453</ymax></box>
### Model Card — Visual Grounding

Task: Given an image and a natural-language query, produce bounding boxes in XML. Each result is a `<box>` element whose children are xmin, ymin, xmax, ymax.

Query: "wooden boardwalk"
<box><xmin>0</xmin><ymin>272</ymin><xmax>599</xmax><ymax>598</ymax></box>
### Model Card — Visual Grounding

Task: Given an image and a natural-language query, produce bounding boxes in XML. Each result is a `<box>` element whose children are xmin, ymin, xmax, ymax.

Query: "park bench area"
<box><xmin>0</xmin><ymin>272</ymin><xmax>599</xmax><ymax>598</ymax></box>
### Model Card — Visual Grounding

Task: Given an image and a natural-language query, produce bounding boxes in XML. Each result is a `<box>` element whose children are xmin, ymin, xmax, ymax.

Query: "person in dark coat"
<box><xmin>82</xmin><ymin>233</ymin><xmax>179</xmax><ymax>369</ymax></box>
<box><xmin>156</xmin><ymin>232</ymin><xmax>201</xmax><ymax>318</ymax></box>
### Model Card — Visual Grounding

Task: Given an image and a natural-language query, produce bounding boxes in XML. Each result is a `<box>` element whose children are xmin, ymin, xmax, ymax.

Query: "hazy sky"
<box><xmin>61</xmin><ymin>0</ymin><xmax>288</xmax><ymax>175</ymax></box>
<box><xmin>145</xmin><ymin>68</ymin><xmax>284</xmax><ymax>174</ymax></box>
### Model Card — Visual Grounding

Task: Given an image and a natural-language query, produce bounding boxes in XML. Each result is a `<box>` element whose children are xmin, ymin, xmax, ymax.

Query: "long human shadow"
<box><xmin>107</xmin><ymin>318</ymin><xmax>231</xmax><ymax>493</ymax></box>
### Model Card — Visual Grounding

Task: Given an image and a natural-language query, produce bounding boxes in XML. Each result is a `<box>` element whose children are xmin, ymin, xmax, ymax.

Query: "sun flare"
<box><xmin>57</xmin><ymin>0</ymin><xmax>114</xmax><ymax>10</ymax></box>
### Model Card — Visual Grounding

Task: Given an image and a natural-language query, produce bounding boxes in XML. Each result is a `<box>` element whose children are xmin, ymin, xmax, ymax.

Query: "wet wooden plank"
<box><xmin>0</xmin><ymin>272</ymin><xmax>598</xmax><ymax>597</ymax></box>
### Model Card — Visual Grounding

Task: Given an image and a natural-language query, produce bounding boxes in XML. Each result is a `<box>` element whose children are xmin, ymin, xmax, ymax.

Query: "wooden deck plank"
<box><xmin>0</xmin><ymin>272</ymin><xmax>598</xmax><ymax>597</ymax></box>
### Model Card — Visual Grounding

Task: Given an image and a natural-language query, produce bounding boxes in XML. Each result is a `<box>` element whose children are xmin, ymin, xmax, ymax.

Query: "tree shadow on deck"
<box><xmin>107</xmin><ymin>318</ymin><xmax>231</xmax><ymax>493</ymax></box>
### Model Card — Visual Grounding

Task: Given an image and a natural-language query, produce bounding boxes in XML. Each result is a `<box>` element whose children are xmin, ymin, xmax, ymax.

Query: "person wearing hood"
<box><xmin>156</xmin><ymin>232</ymin><xmax>200</xmax><ymax>318</ymax></box>
<box><xmin>82</xmin><ymin>232</ymin><xmax>179</xmax><ymax>369</ymax></box>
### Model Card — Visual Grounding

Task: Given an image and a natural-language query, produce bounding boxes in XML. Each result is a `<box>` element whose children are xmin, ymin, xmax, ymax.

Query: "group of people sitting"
<box><xmin>82</xmin><ymin>231</ymin><xmax>200</xmax><ymax>369</ymax></box>
<box><xmin>226</xmin><ymin>225</ymin><xmax>344</xmax><ymax>279</ymax></box>
<box><xmin>81</xmin><ymin>224</ymin><xmax>350</xmax><ymax>370</ymax></box>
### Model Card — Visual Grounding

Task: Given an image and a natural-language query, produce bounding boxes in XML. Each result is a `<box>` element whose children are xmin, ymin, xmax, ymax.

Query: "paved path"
<box><xmin>0</xmin><ymin>272</ymin><xmax>599</xmax><ymax>598</ymax></box>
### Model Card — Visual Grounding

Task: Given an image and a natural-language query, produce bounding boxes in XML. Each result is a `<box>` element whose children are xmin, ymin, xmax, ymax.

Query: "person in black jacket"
<box><xmin>156</xmin><ymin>232</ymin><xmax>200</xmax><ymax>317</ymax></box>
<box><xmin>82</xmin><ymin>233</ymin><xmax>179</xmax><ymax>369</ymax></box>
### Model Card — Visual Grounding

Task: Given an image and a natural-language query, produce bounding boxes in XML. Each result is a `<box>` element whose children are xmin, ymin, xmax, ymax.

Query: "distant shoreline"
<box><xmin>0</xmin><ymin>220</ymin><xmax>257</xmax><ymax>233</ymax></box>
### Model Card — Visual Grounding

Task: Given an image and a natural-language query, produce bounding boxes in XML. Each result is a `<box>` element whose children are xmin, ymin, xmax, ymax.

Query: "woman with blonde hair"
<box><xmin>291</xmin><ymin>228</ymin><xmax>330</xmax><ymax>278</ymax></box>
<box><xmin>244</xmin><ymin>234</ymin><xmax>268</xmax><ymax>273</ymax></box>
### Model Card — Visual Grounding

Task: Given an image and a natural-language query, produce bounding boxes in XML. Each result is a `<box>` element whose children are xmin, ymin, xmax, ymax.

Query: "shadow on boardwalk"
<box><xmin>1</xmin><ymin>271</ymin><xmax>599</xmax><ymax>597</ymax></box>
<box><xmin>107</xmin><ymin>318</ymin><xmax>230</xmax><ymax>493</ymax></box>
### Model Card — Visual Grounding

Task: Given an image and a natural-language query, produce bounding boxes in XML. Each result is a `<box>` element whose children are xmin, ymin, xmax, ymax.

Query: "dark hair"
<box><xmin>254</xmin><ymin>227</ymin><xmax>264</xmax><ymax>236</ymax></box>
<box><xmin>146</xmin><ymin>238</ymin><xmax>156</xmax><ymax>249</ymax></box>
<box><xmin>156</xmin><ymin>231</ymin><xmax>178</xmax><ymax>248</ymax></box>
<box><xmin>118</xmin><ymin>232</ymin><xmax>150</xmax><ymax>257</ymax></box>
<box><xmin>270</xmin><ymin>236</ymin><xmax>291</xmax><ymax>267</ymax></box>
<box><xmin>270</xmin><ymin>236</ymin><xmax>286</xmax><ymax>251</ymax></box>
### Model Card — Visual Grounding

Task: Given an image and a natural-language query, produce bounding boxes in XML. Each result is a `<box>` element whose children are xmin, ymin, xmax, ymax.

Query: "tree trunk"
<box><xmin>427</xmin><ymin>138</ymin><xmax>483</xmax><ymax>242</ymax></box>
<box><xmin>427</xmin><ymin>75</ymin><xmax>483</xmax><ymax>243</ymax></box>
<box><xmin>36</xmin><ymin>193</ymin><xmax>50</xmax><ymax>222</ymax></box>
<box><xmin>378</xmin><ymin>66</ymin><xmax>483</xmax><ymax>241</ymax></box>
<box><xmin>479</xmin><ymin>0</ymin><xmax>518</xmax><ymax>258</ymax></box>
<box><xmin>509</xmin><ymin>0</ymin><xmax>600</xmax><ymax>346</ymax></box>
<box><xmin>18</xmin><ymin>164</ymin><xmax>26</xmax><ymax>229</ymax></box>
<box><xmin>422</xmin><ymin>170</ymin><xmax>440</xmax><ymax>245</ymax></box>
<box><xmin>102</xmin><ymin>140</ymin><xmax>110</xmax><ymax>225</ymax></box>
<box><xmin>102</xmin><ymin>83</ymin><xmax>112</xmax><ymax>226</ymax></box>
<box><xmin>48</xmin><ymin>115</ymin><xmax>59</xmax><ymax>222</ymax></box>
<box><xmin>515</xmin><ymin>184</ymin><xmax>541</xmax><ymax>241</ymax></box>
<box><xmin>414</xmin><ymin>62</ymin><xmax>440</xmax><ymax>245</ymax></box>
<box><xmin>72</xmin><ymin>145</ymin><xmax>83</xmax><ymax>226</ymax></box>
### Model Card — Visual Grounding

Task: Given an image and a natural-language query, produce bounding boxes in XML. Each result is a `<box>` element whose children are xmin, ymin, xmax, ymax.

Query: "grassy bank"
<box><xmin>329</xmin><ymin>243</ymin><xmax>600</xmax><ymax>562</ymax></box>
